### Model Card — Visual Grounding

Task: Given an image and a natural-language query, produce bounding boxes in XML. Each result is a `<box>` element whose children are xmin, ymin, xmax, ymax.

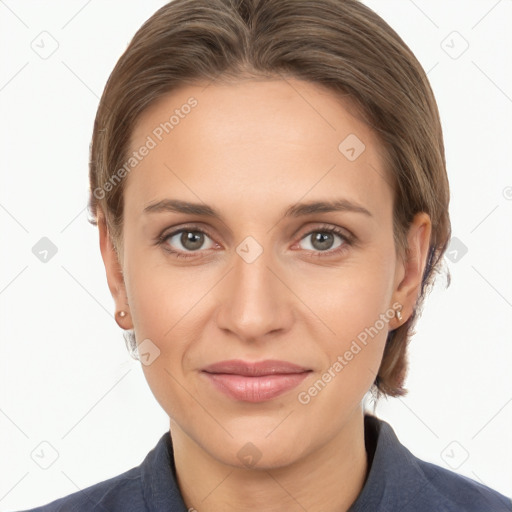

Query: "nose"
<box><xmin>215</xmin><ymin>244</ymin><xmax>294</xmax><ymax>342</ymax></box>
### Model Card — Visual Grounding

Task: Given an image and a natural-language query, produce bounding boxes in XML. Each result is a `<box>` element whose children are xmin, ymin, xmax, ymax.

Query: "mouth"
<box><xmin>201</xmin><ymin>359</ymin><xmax>312</xmax><ymax>402</ymax></box>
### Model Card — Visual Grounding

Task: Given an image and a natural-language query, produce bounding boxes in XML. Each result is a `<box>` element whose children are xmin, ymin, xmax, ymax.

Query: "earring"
<box><xmin>115</xmin><ymin>310</ymin><xmax>129</xmax><ymax>329</ymax></box>
<box><xmin>396</xmin><ymin>308</ymin><xmax>403</xmax><ymax>322</ymax></box>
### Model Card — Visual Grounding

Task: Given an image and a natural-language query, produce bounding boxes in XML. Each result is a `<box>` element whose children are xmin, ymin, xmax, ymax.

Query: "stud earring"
<box><xmin>115</xmin><ymin>310</ymin><xmax>129</xmax><ymax>329</ymax></box>
<box><xmin>395</xmin><ymin>308</ymin><xmax>403</xmax><ymax>322</ymax></box>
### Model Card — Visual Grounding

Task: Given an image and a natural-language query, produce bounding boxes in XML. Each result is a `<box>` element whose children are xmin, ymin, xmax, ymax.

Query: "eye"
<box><xmin>296</xmin><ymin>226</ymin><xmax>351</xmax><ymax>256</ymax></box>
<box><xmin>157</xmin><ymin>224</ymin><xmax>353</xmax><ymax>260</ymax></box>
<box><xmin>159</xmin><ymin>228</ymin><xmax>217</xmax><ymax>258</ymax></box>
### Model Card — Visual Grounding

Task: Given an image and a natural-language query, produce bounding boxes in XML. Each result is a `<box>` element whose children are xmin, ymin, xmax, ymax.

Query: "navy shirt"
<box><xmin>17</xmin><ymin>414</ymin><xmax>512</xmax><ymax>511</ymax></box>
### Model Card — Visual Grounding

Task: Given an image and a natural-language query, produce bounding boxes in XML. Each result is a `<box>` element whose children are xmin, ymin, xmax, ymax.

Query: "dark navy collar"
<box><xmin>19</xmin><ymin>413</ymin><xmax>511</xmax><ymax>511</ymax></box>
<box><xmin>138</xmin><ymin>413</ymin><xmax>423</xmax><ymax>510</ymax></box>
<box><xmin>140</xmin><ymin>429</ymin><xmax>187</xmax><ymax>511</ymax></box>
<box><xmin>349</xmin><ymin>414</ymin><xmax>430</xmax><ymax>510</ymax></box>
<box><xmin>138</xmin><ymin>413</ymin><xmax>511</xmax><ymax>511</ymax></box>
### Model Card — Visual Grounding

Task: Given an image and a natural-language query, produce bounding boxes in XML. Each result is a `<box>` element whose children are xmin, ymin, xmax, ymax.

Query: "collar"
<box><xmin>138</xmin><ymin>414</ymin><xmax>457</xmax><ymax>511</ymax></box>
<box><xmin>348</xmin><ymin>413</ymin><xmax>434</xmax><ymax>510</ymax></box>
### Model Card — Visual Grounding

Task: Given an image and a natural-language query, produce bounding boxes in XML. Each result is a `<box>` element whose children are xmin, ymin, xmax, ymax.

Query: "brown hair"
<box><xmin>88</xmin><ymin>0</ymin><xmax>451</xmax><ymax>399</ymax></box>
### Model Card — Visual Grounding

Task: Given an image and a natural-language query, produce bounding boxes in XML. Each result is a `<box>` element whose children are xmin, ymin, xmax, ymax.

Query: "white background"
<box><xmin>1</xmin><ymin>0</ymin><xmax>511</xmax><ymax>510</ymax></box>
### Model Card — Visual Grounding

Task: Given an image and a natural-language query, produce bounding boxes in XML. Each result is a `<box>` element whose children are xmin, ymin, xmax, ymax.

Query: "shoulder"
<box><xmin>412</xmin><ymin>456</ymin><xmax>512</xmax><ymax>512</ymax></box>
<box><xmin>15</xmin><ymin>431</ymin><xmax>182</xmax><ymax>512</ymax></box>
<box><xmin>16</xmin><ymin>466</ymin><xmax>145</xmax><ymax>512</ymax></box>
<box><xmin>358</xmin><ymin>415</ymin><xmax>512</xmax><ymax>512</ymax></box>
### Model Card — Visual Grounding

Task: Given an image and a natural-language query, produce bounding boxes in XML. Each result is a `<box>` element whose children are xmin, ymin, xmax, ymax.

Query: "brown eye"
<box><xmin>299</xmin><ymin>229</ymin><xmax>347</xmax><ymax>253</ymax></box>
<box><xmin>164</xmin><ymin>229</ymin><xmax>215</xmax><ymax>253</ymax></box>
<box><xmin>293</xmin><ymin>224</ymin><xmax>355</xmax><ymax>259</ymax></box>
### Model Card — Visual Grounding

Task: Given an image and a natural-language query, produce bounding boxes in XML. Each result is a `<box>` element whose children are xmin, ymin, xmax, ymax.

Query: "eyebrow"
<box><xmin>143</xmin><ymin>198</ymin><xmax>372</xmax><ymax>220</ymax></box>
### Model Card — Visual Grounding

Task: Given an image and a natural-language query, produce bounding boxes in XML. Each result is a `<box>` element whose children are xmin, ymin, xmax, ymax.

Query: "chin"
<box><xmin>204</xmin><ymin>425</ymin><xmax>312</xmax><ymax>470</ymax></box>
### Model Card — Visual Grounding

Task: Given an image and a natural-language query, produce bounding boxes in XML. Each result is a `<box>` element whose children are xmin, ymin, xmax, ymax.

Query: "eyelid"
<box><xmin>296</xmin><ymin>223</ymin><xmax>354</xmax><ymax>243</ymax></box>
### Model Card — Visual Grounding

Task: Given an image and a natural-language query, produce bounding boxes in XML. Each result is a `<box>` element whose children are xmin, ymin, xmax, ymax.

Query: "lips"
<box><xmin>202</xmin><ymin>359</ymin><xmax>310</xmax><ymax>376</ymax></box>
<box><xmin>201</xmin><ymin>359</ymin><xmax>312</xmax><ymax>402</ymax></box>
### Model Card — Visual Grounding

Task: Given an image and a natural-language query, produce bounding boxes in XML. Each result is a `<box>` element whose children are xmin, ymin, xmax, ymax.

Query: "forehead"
<box><xmin>125</xmin><ymin>78</ymin><xmax>393</xmax><ymax>221</ymax></box>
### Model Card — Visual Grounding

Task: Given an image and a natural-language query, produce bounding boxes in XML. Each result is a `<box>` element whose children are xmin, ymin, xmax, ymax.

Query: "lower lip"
<box><xmin>203</xmin><ymin>372</ymin><xmax>310</xmax><ymax>402</ymax></box>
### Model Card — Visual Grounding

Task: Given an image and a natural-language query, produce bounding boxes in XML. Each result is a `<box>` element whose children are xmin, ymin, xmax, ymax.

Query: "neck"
<box><xmin>170</xmin><ymin>407</ymin><xmax>369</xmax><ymax>512</ymax></box>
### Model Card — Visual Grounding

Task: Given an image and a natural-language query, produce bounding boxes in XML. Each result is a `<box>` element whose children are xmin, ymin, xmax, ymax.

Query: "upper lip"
<box><xmin>201</xmin><ymin>359</ymin><xmax>311</xmax><ymax>376</ymax></box>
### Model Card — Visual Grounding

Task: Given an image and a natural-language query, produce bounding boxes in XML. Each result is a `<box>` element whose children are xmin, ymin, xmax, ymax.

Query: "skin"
<box><xmin>98</xmin><ymin>77</ymin><xmax>431</xmax><ymax>512</ymax></box>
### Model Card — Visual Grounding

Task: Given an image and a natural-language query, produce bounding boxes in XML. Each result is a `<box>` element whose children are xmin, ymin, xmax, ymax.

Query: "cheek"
<box><xmin>123</xmin><ymin>252</ymin><xmax>216</xmax><ymax>385</ymax></box>
<box><xmin>123</xmin><ymin>242</ymin><xmax>203</xmax><ymax>338</ymax></box>
<box><xmin>297</xmin><ymin>246</ymin><xmax>396</xmax><ymax>339</ymax></box>
<box><xmin>294</xmin><ymin>246</ymin><xmax>396</xmax><ymax>389</ymax></box>
<box><xmin>126</xmin><ymin>262</ymin><xmax>208</xmax><ymax>416</ymax></box>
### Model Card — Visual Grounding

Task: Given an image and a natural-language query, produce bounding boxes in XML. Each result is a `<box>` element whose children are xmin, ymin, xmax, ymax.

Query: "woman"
<box><xmin>19</xmin><ymin>0</ymin><xmax>511</xmax><ymax>510</ymax></box>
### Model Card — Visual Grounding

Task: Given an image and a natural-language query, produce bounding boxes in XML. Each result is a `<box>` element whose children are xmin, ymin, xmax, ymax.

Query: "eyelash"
<box><xmin>156</xmin><ymin>224</ymin><xmax>354</xmax><ymax>260</ymax></box>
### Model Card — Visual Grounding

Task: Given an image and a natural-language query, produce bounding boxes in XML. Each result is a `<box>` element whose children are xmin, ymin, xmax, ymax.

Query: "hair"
<box><xmin>88</xmin><ymin>0</ymin><xmax>451</xmax><ymax>400</ymax></box>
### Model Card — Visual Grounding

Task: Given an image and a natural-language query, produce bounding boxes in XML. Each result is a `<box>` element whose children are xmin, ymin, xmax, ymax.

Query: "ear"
<box><xmin>391</xmin><ymin>212</ymin><xmax>432</xmax><ymax>328</ymax></box>
<box><xmin>97</xmin><ymin>211</ymin><xmax>133</xmax><ymax>330</ymax></box>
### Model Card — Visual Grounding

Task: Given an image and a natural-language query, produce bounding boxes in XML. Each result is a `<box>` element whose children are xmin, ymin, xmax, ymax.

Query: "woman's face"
<box><xmin>101</xmin><ymin>78</ymin><xmax>430</xmax><ymax>468</ymax></box>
